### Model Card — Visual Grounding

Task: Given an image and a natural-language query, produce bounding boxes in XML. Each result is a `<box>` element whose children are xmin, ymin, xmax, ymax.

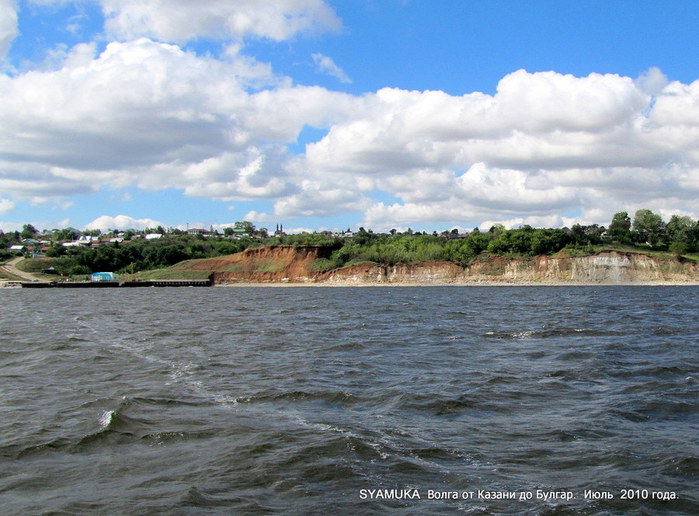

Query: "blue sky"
<box><xmin>1</xmin><ymin>0</ymin><xmax>698</xmax><ymax>233</ymax></box>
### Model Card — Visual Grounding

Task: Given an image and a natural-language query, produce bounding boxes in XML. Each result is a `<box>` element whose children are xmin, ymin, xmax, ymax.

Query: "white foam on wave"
<box><xmin>99</xmin><ymin>410</ymin><xmax>115</xmax><ymax>429</ymax></box>
<box><xmin>111</xmin><ymin>338</ymin><xmax>240</xmax><ymax>410</ymax></box>
<box><xmin>213</xmin><ymin>393</ymin><xmax>238</xmax><ymax>406</ymax></box>
<box><xmin>166</xmin><ymin>360</ymin><xmax>240</xmax><ymax>408</ymax></box>
<box><xmin>293</xmin><ymin>416</ymin><xmax>392</xmax><ymax>461</ymax></box>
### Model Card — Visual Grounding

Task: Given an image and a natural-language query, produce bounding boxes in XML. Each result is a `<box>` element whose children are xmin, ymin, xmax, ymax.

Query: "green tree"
<box><xmin>608</xmin><ymin>212</ymin><xmax>632</xmax><ymax>244</ymax></box>
<box><xmin>488</xmin><ymin>224</ymin><xmax>506</xmax><ymax>237</ymax></box>
<box><xmin>444</xmin><ymin>232</ymin><xmax>492</xmax><ymax>265</ymax></box>
<box><xmin>234</xmin><ymin>221</ymin><xmax>256</xmax><ymax>233</ymax></box>
<box><xmin>570</xmin><ymin>224</ymin><xmax>588</xmax><ymax>246</ymax></box>
<box><xmin>21</xmin><ymin>224</ymin><xmax>38</xmax><ymax>240</ymax></box>
<box><xmin>666</xmin><ymin>215</ymin><xmax>697</xmax><ymax>251</ymax></box>
<box><xmin>488</xmin><ymin>228</ymin><xmax>535</xmax><ymax>255</ymax></box>
<box><xmin>669</xmin><ymin>241</ymin><xmax>688</xmax><ymax>259</ymax></box>
<box><xmin>69</xmin><ymin>264</ymin><xmax>91</xmax><ymax>277</ymax></box>
<box><xmin>354</xmin><ymin>227</ymin><xmax>375</xmax><ymax>246</ymax></box>
<box><xmin>530</xmin><ymin>229</ymin><xmax>570</xmax><ymax>255</ymax></box>
<box><xmin>46</xmin><ymin>245</ymin><xmax>66</xmax><ymax>257</ymax></box>
<box><xmin>53</xmin><ymin>228</ymin><xmax>78</xmax><ymax>242</ymax></box>
<box><xmin>467</xmin><ymin>231</ymin><xmax>491</xmax><ymax>255</ymax></box>
<box><xmin>632</xmin><ymin>209</ymin><xmax>665</xmax><ymax>247</ymax></box>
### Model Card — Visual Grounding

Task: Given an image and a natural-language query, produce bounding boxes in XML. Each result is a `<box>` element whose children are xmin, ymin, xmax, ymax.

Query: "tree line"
<box><xmin>3</xmin><ymin>208</ymin><xmax>698</xmax><ymax>276</ymax></box>
<box><xmin>294</xmin><ymin>209</ymin><xmax>699</xmax><ymax>271</ymax></box>
<box><xmin>51</xmin><ymin>236</ymin><xmax>254</xmax><ymax>277</ymax></box>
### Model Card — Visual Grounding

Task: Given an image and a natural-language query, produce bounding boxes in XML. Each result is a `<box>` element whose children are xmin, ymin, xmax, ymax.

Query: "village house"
<box><xmin>187</xmin><ymin>228</ymin><xmax>210</xmax><ymax>236</ymax></box>
<box><xmin>62</xmin><ymin>235</ymin><xmax>101</xmax><ymax>247</ymax></box>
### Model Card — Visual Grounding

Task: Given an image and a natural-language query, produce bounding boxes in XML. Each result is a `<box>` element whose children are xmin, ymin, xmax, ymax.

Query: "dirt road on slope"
<box><xmin>0</xmin><ymin>257</ymin><xmax>46</xmax><ymax>282</ymax></box>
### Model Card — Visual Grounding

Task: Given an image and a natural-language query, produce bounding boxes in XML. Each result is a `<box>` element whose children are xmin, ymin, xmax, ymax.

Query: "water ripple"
<box><xmin>0</xmin><ymin>286</ymin><xmax>697</xmax><ymax>514</ymax></box>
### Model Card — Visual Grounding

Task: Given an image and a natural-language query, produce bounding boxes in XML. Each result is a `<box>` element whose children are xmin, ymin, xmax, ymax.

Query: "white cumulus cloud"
<box><xmin>312</xmin><ymin>53</ymin><xmax>351</xmax><ymax>83</ymax></box>
<box><xmin>0</xmin><ymin>197</ymin><xmax>15</xmax><ymax>215</ymax></box>
<box><xmin>3</xmin><ymin>9</ymin><xmax>699</xmax><ymax>233</ymax></box>
<box><xmin>100</xmin><ymin>0</ymin><xmax>341</xmax><ymax>43</ymax></box>
<box><xmin>0</xmin><ymin>38</ymin><xmax>358</xmax><ymax>205</ymax></box>
<box><xmin>0</xmin><ymin>0</ymin><xmax>17</xmax><ymax>59</ymax></box>
<box><xmin>85</xmin><ymin>214</ymin><xmax>164</xmax><ymax>231</ymax></box>
<box><xmin>289</xmin><ymin>69</ymin><xmax>699</xmax><ymax>229</ymax></box>
<box><xmin>635</xmin><ymin>66</ymin><xmax>669</xmax><ymax>96</ymax></box>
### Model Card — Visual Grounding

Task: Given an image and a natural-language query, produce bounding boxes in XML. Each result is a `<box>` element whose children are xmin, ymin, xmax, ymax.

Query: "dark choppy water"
<box><xmin>0</xmin><ymin>286</ymin><xmax>697</xmax><ymax>515</ymax></box>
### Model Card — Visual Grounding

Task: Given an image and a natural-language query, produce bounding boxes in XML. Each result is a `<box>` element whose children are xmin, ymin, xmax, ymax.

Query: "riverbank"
<box><xmin>7</xmin><ymin>246</ymin><xmax>699</xmax><ymax>288</ymax></box>
<box><xmin>178</xmin><ymin>246</ymin><xmax>699</xmax><ymax>286</ymax></box>
<box><xmin>211</xmin><ymin>281</ymin><xmax>699</xmax><ymax>287</ymax></box>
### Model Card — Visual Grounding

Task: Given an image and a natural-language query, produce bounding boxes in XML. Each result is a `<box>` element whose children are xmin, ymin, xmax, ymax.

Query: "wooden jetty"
<box><xmin>121</xmin><ymin>280</ymin><xmax>212</xmax><ymax>287</ymax></box>
<box><xmin>21</xmin><ymin>279</ymin><xmax>212</xmax><ymax>288</ymax></box>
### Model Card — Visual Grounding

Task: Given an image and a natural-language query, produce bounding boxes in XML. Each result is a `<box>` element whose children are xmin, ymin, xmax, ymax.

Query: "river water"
<box><xmin>0</xmin><ymin>286</ymin><xmax>697</xmax><ymax>514</ymax></box>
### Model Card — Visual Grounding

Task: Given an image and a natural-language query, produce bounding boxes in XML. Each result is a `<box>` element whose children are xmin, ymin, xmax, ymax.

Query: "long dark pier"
<box><xmin>21</xmin><ymin>279</ymin><xmax>212</xmax><ymax>288</ymax></box>
<box><xmin>121</xmin><ymin>280</ymin><xmax>212</xmax><ymax>287</ymax></box>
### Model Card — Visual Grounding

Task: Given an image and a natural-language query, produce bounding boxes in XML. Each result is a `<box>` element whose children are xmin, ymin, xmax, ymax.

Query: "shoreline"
<box><xmin>4</xmin><ymin>277</ymin><xmax>699</xmax><ymax>288</ymax></box>
<box><xmin>4</xmin><ymin>280</ymin><xmax>699</xmax><ymax>289</ymax></box>
<box><xmin>212</xmin><ymin>280</ymin><xmax>699</xmax><ymax>287</ymax></box>
<box><xmin>7</xmin><ymin>249</ymin><xmax>699</xmax><ymax>289</ymax></box>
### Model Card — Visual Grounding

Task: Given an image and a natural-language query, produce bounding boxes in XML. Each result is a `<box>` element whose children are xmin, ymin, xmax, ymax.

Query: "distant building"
<box><xmin>33</xmin><ymin>246</ymin><xmax>51</xmax><ymax>257</ymax></box>
<box><xmin>91</xmin><ymin>272</ymin><xmax>118</xmax><ymax>282</ymax></box>
<box><xmin>187</xmin><ymin>228</ymin><xmax>210</xmax><ymax>236</ymax></box>
<box><xmin>63</xmin><ymin>235</ymin><xmax>100</xmax><ymax>247</ymax></box>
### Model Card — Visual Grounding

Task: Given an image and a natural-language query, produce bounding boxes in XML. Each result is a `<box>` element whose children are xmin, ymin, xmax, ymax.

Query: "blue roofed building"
<box><xmin>91</xmin><ymin>272</ymin><xmax>119</xmax><ymax>282</ymax></box>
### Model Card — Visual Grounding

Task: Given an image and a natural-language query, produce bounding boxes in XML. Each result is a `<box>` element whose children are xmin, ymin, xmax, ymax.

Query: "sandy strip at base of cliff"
<box><xmin>214</xmin><ymin>280</ymin><xmax>699</xmax><ymax>287</ymax></box>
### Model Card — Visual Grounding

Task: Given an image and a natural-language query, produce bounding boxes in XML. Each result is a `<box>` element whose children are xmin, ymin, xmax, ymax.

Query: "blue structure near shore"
<box><xmin>91</xmin><ymin>272</ymin><xmax>118</xmax><ymax>282</ymax></box>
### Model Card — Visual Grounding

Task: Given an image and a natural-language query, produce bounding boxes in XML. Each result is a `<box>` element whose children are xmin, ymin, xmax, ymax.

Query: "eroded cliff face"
<box><xmin>186</xmin><ymin>245</ymin><xmax>323</xmax><ymax>283</ymax></box>
<box><xmin>320</xmin><ymin>261</ymin><xmax>466</xmax><ymax>285</ymax></box>
<box><xmin>465</xmin><ymin>252</ymin><xmax>698</xmax><ymax>284</ymax></box>
<box><xmin>181</xmin><ymin>246</ymin><xmax>699</xmax><ymax>284</ymax></box>
<box><xmin>321</xmin><ymin>252</ymin><xmax>699</xmax><ymax>285</ymax></box>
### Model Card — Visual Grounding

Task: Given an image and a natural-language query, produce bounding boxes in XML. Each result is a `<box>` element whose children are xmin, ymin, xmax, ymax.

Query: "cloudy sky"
<box><xmin>1</xmin><ymin>0</ymin><xmax>698</xmax><ymax>233</ymax></box>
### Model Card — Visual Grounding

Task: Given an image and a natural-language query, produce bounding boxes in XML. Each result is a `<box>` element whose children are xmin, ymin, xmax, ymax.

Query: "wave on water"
<box><xmin>1</xmin><ymin>286</ymin><xmax>698</xmax><ymax>515</ymax></box>
<box><xmin>4</xmin><ymin>394</ymin><xmax>238</xmax><ymax>461</ymax></box>
<box><xmin>98</xmin><ymin>409</ymin><xmax>115</xmax><ymax>430</ymax></box>
<box><xmin>236</xmin><ymin>390</ymin><xmax>361</xmax><ymax>406</ymax></box>
<box><xmin>482</xmin><ymin>327</ymin><xmax>622</xmax><ymax>339</ymax></box>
